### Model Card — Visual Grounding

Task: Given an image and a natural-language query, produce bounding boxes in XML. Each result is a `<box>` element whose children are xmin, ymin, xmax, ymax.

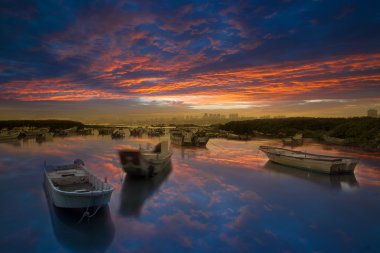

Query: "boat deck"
<box><xmin>55</xmin><ymin>182</ymin><xmax>95</xmax><ymax>192</ymax></box>
<box><xmin>47</xmin><ymin>167</ymin><xmax>96</xmax><ymax>192</ymax></box>
<box><xmin>260</xmin><ymin>146</ymin><xmax>345</xmax><ymax>162</ymax></box>
<box><xmin>281</xmin><ymin>152</ymin><xmax>340</xmax><ymax>161</ymax></box>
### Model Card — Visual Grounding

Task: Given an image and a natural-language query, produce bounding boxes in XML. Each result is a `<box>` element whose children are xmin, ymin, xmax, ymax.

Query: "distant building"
<box><xmin>208</xmin><ymin>113</ymin><xmax>221</xmax><ymax>120</ymax></box>
<box><xmin>229</xmin><ymin>113</ymin><xmax>239</xmax><ymax>120</ymax></box>
<box><xmin>367</xmin><ymin>109</ymin><xmax>378</xmax><ymax>118</ymax></box>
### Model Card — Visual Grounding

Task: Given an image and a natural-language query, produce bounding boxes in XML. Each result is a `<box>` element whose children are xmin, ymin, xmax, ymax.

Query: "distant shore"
<box><xmin>1</xmin><ymin>117</ymin><xmax>380</xmax><ymax>151</ymax></box>
<box><xmin>0</xmin><ymin>120</ymin><xmax>84</xmax><ymax>131</ymax></box>
<box><xmin>219</xmin><ymin>117</ymin><xmax>380</xmax><ymax>151</ymax></box>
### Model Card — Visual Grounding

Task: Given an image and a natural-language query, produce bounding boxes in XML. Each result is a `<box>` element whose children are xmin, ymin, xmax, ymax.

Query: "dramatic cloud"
<box><xmin>0</xmin><ymin>0</ymin><xmax>379</xmax><ymax>119</ymax></box>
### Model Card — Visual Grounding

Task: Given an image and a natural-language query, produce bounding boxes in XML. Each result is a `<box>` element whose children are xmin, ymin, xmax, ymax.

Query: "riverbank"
<box><xmin>0</xmin><ymin>120</ymin><xmax>84</xmax><ymax>131</ymax></box>
<box><xmin>219</xmin><ymin>117</ymin><xmax>380</xmax><ymax>151</ymax></box>
<box><xmin>2</xmin><ymin>118</ymin><xmax>380</xmax><ymax>151</ymax></box>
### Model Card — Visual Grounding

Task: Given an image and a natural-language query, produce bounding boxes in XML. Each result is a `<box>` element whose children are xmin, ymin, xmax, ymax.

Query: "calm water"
<box><xmin>0</xmin><ymin>136</ymin><xmax>380</xmax><ymax>253</ymax></box>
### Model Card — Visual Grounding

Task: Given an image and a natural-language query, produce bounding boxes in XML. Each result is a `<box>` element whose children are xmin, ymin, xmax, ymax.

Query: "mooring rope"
<box><xmin>77</xmin><ymin>174</ymin><xmax>109</xmax><ymax>223</ymax></box>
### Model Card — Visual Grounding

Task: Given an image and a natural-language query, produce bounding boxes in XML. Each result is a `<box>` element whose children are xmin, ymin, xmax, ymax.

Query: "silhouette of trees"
<box><xmin>0</xmin><ymin>120</ymin><xmax>84</xmax><ymax>131</ymax></box>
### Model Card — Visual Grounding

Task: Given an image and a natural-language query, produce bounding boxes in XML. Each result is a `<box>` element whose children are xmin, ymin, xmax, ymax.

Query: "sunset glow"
<box><xmin>1</xmin><ymin>1</ymin><xmax>379</xmax><ymax>121</ymax></box>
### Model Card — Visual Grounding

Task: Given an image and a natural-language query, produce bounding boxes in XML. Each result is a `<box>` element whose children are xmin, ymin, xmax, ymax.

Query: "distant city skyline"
<box><xmin>1</xmin><ymin>104</ymin><xmax>378</xmax><ymax>125</ymax></box>
<box><xmin>1</xmin><ymin>1</ymin><xmax>379</xmax><ymax>122</ymax></box>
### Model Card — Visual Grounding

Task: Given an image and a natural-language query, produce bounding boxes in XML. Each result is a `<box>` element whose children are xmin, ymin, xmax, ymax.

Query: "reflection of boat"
<box><xmin>282</xmin><ymin>133</ymin><xmax>303</xmax><ymax>146</ymax></box>
<box><xmin>0</xmin><ymin>138</ymin><xmax>21</xmax><ymax>146</ymax></box>
<box><xmin>43</xmin><ymin>183</ymin><xmax>115</xmax><ymax>252</ymax></box>
<box><xmin>259</xmin><ymin>146</ymin><xmax>359</xmax><ymax>174</ymax></box>
<box><xmin>44</xmin><ymin>159</ymin><xmax>114</xmax><ymax>208</ymax></box>
<box><xmin>176</xmin><ymin>145</ymin><xmax>208</xmax><ymax>160</ymax></box>
<box><xmin>120</xmin><ymin>163</ymin><xmax>172</xmax><ymax>217</ymax></box>
<box><xmin>264</xmin><ymin>161</ymin><xmax>359</xmax><ymax>189</ymax></box>
<box><xmin>36</xmin><ymin>133</ymin><xmax>53</xmax><ymax>143</ymax></box>
<box><xmin>170</xmin><ymin>129</ymin><xmax>209</xmax><ymax>147</ymax></box>
<box><xmin>119</xmin><ymin>141</ymin><xmax>172</xmax><ymax>177</ymax></box>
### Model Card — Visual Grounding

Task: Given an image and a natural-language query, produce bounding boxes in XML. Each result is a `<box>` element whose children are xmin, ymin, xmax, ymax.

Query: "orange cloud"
<box><xmin>1</xmin><ymin>53</ymin><xmax>379</xmax><ymax>104</ymax></box>
<box><xmin>125</xmin><ymin>53</ymin><xmax>380</xmax><ymax>102</ymax></box>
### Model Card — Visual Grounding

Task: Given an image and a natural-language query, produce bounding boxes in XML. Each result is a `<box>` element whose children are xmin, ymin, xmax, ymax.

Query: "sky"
<box><xmin>0</xmin><ymin>0</ymin><xmax>379</xmax><ymax>122</ymax></box>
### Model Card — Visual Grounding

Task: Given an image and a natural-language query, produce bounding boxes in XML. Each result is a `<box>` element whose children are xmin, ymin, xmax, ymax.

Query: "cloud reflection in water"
<box><xmin>0</xmin><ymin>136</ymin><xmax>380</xmax><ymax>252</ymax></box>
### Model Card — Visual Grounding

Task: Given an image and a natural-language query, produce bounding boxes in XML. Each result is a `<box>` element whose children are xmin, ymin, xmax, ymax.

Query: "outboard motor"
<box><xmin>74</xmin><ymin>159</ymin><xmax>85</xmax><ymax>167</ymax></box>
<box><xmin>119</xmin><ymin>150</ymin><xmax>140</xmax><ymax>166</ymax></box>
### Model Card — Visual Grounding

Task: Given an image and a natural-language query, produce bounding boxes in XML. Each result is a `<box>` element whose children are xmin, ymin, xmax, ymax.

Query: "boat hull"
<box><xmin>322</xmin><ymin>135</ymin><xmax>346</xmax><ymax>145</ymax></box>
<box><xmin>170</xmin><ymin>135</ymin><xmax>209</xmax><ymax>147</ymax></box>
<box><xmin>120</xmin><ymin>151</ymin><xmax>172</xmax><ymax>177</ymax></box>
<box><xmin>44</xmin><ymin>163</ymin><xmax>113</xmax><ymax>208</ymax></box>
<box><xmin>0</xmin><ymin>132</ymin><xmax>20</xmax><ymax>140</ymax></box>
<box><xmin>45</xmin><ymin>179</ymin><xmax>113</xmax><ymax>208</ymax></box>
<box><xmin>264</xmin><ymin>152</ymin><xmax>346</xmax><ymax>174</ymax></box>
<box><xmin>260</xmin><ymin>146</ymin><xmax>358</xmax><ymax>174</ymax></box>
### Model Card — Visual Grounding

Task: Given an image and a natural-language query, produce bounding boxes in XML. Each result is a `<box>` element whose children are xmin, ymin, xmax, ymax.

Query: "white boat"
<box><xmin>170</xmin><ymin>129</ymin><xmax>209</xmax><ymax>147</ymax></box>
<box><xmin>44</xmin><ymin>159</ymin><xmax>113</xmax><ymax>208</ymax></box>
<box><xmin>23</xmin><ymin>127</ymin><xmax>49</xmax><ymax>137</ymax></box>
<box><xmin>62</xmin><ymin>127</ymin><xmax>78</xmax><ymax>136</ymax></box>
<box><xmin>282</xmin><ymin>133</ymin><xmax>303</xmax><ymax>146</ymax></box>
<box><xmin>322</xmin><ymin>135</ymin><xmax>346</xmax><ymax>145</ymax></box>
<box><xmin>259</xmin><ymin>146</ymin><xmax>359</xmax><ymax>174</ymax></box>
<box><xmin>119</xmin><ymin>141</ymin><xmax>172</xmax><ymax>177</ymax></box>
<box><xmin>226</xmin><ymin>133</ymin><xmax>252</xmax><ymax>141</ymax></box>
<box><xmin>77</xmin><ymin>128</ymin><xmax>94</xmax><ymax>135</ymax></box>
<box><xmin>98</xmin><ymin>128</ymin><xmax>114</xmax><ymax>135</ymax></box>
<box><xmin>0</xmin><ymin>129</ymin><xmax>20</xmax><ymax>140</ymax></box>
<box><xmin>111</xmin><ymin>129</ymin><xmax>125</xmax><ymax>139</ymax></box>
<box><xmin>129</xmin><ymin>127</ymin><xmax>145</xmax><ymax>137</ymax></box>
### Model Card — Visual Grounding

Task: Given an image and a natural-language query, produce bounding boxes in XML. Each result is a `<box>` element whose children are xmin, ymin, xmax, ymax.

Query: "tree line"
<box><xmin>220</xmin><ymin>117</ymin><xmax>380</xmax><ymax>150</ymax></box>
<box><xmin>0</xmin><ymin>120</ymin><xmax>84</xmax><ymax>131</ymax></box>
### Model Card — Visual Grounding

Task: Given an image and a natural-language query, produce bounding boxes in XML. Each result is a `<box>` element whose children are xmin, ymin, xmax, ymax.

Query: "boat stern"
<box><xmin>119</xmin><ymin>150</ymin><xmax>141</xmax><ymax>170</ymax></box>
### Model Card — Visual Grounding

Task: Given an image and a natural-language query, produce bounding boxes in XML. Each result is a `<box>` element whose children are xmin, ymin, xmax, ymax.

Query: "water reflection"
<box><xmin>264</xmin><ymin>161</ymin><xmax>359</xmax><ymax>190</ymax></box>
<box><xmin>0</xmin><ymin>136</ymin><xmax>379</xmax><ymax>252</ymax></box>
<box><xmin>176</xmin><ymin>146</ymin><xmax>208</xmax><ymax>160</ymax></box>
<box><xmin>36</xmin><ymin>136</ymin><xmax>53</xmax><ymax>145</ymax></box>
<box><xmin>120</xmin><ymin>162</ymin><xmax>172</xmax><ymax>217</ymax></box>
<box><xmin>44</xmin><ymin>184</ymin><xmax>115</xmax><ymax>252</ymax></box>
<box><xmin>0</xmin><ymin>138</ymin><xmax>21</xmax><ymax>147</ymax></box>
